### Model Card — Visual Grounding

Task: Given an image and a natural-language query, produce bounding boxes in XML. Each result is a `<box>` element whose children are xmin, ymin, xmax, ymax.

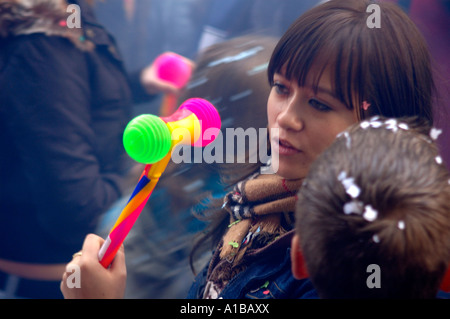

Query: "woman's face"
<box><xmin>268</xmin><ymin>67</ymin><xmax>358</xmax><ymax>180</ymax></box>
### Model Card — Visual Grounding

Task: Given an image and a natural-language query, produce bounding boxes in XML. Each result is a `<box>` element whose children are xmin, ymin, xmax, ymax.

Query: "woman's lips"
<box><xmin>273</xmin><ymin>138</ymin><xmax>301</xmax><ymax>156</ymax></box>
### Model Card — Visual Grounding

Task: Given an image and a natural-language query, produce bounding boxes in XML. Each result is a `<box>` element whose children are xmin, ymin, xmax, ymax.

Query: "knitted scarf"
<box><xmin>219</xmin><ymin>173</ymin><xmax>303</xmax><ymax>266</ymax></box>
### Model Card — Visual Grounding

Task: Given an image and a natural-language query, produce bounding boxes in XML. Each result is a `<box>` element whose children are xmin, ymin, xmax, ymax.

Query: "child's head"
<box><xmin>292</xmin><ymin>117</ymin><xmax>450</xmax><ymax>298</ymax></box>
<box><xmin>266</xmin><ymin>0</ymin><xmax>435</xmax><ymax>181</ymax></box>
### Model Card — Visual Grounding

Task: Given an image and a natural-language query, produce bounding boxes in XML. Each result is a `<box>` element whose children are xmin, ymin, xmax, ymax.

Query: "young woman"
<box><xmin>61</xmin><ymin>0</ymin><xmax>438</xmax><ymax>299</ymax></box>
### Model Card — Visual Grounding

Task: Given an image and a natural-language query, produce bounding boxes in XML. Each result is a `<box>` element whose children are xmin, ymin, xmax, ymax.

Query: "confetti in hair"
<box><xmin>370</xmin><ymin>120</ymin><xmax>383</xmax><ymax>128</ymax></box>
<box><xmin>342</xmin><ymin>177</ymin><xmax>361</xmax><ymax>199</ymax></box>
<box><xmin>372</xmin><ymin>234</ymin><xmax>380</xmax><ymax>243</ymax></box>
<box><xmin>362</xmin><ymin>205</ymin><xmax>378</xmax><ymax>222</ymax></box>
<box><xmin>360</xmin><ymin>121</ymin><xmax>370</xmax><ymax>129</ymax></box>
<box><xmin>385</xmin><ymin>119</ymin><xmax>398</xmax><ymax>132</ymax></box>
<box><xmin>430</xmin><ymin>128</ymin><xmax>443</xmax><ymax>140</ymax></box>
<box><xmin>343</xmin><ymin>131</ymin><xmax>351</xmax><ymax>149</ymax></box>
<box><xmin>343</xmin><ymin>200</ymin><xmax>364</xmax><ymax>215</ymax></box>
<box><xmin>360</xmin><ymin>117</ymin><xmax>413</xmax><ymax>132</ymax></box>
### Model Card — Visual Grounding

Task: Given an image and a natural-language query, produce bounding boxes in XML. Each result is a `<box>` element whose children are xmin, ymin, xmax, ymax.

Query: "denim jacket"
<box><xmin>187</xmin><ymin>230</ymin><xmax>450</xmax><ymax>299</ymax></box>
<box><xmin>186</xmin><ymin>231</ymin><xmax>318</xmax><ymax>299</ymax></box>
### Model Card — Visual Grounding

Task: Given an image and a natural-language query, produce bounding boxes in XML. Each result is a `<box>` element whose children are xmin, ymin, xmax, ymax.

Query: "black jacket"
<box><xmin>0</xmin><ymin>0</ymin><xmax>150</xmax><ymax>263</ymax></box>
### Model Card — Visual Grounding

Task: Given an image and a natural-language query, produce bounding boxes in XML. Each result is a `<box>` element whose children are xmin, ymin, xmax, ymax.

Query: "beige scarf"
<box><xmin>219</xmin><ymin>173</ymin><xmax>303</xmax><ymax>266</ymax></box>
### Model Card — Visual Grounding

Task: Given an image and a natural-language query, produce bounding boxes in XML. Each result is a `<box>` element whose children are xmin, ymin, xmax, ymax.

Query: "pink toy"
<box><xmin>154</xmin><ymin>52</ymin><xmax>192</xmax><ymax>89</ymax></box>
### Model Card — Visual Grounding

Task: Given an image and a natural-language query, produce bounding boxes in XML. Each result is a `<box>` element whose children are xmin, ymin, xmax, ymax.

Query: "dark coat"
<box><xmin>0</xmin><ymin>0</ymin><xmax>150</xmax><ymax>263</ymax></box>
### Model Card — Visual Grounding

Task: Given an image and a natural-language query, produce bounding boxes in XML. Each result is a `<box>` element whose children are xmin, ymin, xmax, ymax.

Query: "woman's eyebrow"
<box><xmin>273</xmin><ymin>72</ymin><xmax>342</xmax><ymax>101</ymax></box>
<box><xmin>273</xmin><ymin>72</ymin><xmax>286</xmax><ymax>79</ymax></box>
<box><xmin>315</xmin><ymin>86</ymin><xmax>339</xmax><ymax>100</ymax></box>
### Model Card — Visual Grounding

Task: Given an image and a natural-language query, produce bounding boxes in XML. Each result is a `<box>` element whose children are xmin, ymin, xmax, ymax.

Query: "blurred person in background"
<box><xmin>197</xmin><ymin>0</ymin><xmax>320</xmax><ymax>50</ymax></box>
<box><xmin>0</xmin><ymin>0</ymin><xmax>187</xmax><ymax>298</ymax></box>
<box><xmin>94</xmin><ymin>0</ymin><xmax>210</xmax><ymax>116</ymax></box>
<box><xmin>96</xmin><ymin>34</ymin><xmax>278</xmax><ymax>298</ymax></box>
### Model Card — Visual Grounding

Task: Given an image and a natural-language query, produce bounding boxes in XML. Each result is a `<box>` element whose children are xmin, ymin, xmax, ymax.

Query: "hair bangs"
<box><xmin>268</xmin><ymin>8</ymin><xmax>367</xmax><ymax>115</ymax></box>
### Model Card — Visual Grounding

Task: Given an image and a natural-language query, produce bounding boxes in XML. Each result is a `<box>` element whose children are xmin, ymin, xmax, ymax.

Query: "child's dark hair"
<box><xmin>296</xmin><ymin>117</ymin><xmax>450</xmax><ymax>298</ymax></box>
<box><xmin>268</xmin><ymin>0</ymin><xmax>435</xmax><ymax>123</ymax></box>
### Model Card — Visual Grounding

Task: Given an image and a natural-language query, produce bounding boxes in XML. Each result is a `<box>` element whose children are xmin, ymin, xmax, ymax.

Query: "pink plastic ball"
<box><xmin>154</xmin><ymin>52</ymin><xmax>192</xmax><ymax>89</ymax></box>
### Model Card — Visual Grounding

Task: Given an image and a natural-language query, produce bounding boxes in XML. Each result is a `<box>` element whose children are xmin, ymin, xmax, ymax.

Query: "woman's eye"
<box><xmin>309</xmin><ymin>98</ymin><xmax>332</xmax><ymax>112</ymax></box>
<box><xmin>273</xmin><ymin>82</ymin><xmax>289</xmax><ymax>95</ymax></box>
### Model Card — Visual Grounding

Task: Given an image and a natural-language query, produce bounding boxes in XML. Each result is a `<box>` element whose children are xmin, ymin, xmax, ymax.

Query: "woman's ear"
<box><xmin>291</xmin><ymin>234</ymin><xmax>308</xmax><ymax>280</ymax></box>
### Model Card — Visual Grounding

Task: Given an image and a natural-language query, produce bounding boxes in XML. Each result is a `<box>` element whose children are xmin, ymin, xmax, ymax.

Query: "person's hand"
<box><xmin>140</xmin><ymin>52</ymin><xmax>195</xmax><ymax>95</ymax></box>
<box><xmin>60</xmin><ymin>234</ymin><xmax>127</xmax><ymax>299</ymax></box>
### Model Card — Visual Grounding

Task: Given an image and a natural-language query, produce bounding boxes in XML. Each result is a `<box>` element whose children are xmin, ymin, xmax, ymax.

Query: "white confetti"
<box><xmin>385</xmin><ymin>119</ymin><xmax>398</xmax><ymax>132</ymax></box>
<box><xmin>360</xmin><ymin>121</ymin><xmax>370</xmax><ymax>129</ymax></box>
<box><xmin>435</xmin><ymin>156</ymin><xmax>443</xmax><ymax>165</ymax></box>
<box><xmin>385</xmin><ymin>119</ymin><xmax>397</xmax><ymax>126</ymax></box>
<box><xmin>338</xmin><ymin>171</ymin><xmax>347</xmax><ymax>181</ymax></box>
<box><xmin>398</xmin><ymin>123</ymin><xmax>409</xmax><ymax>130</ymax></box>
<box><xmin>343</xmin><ymin>200</ymin><xmax>364</xmax><ymax>215</ymax></box>
<box><xmin>344</xmin><ymin>131</ymin><xmax>351</xmax><ymax>149</ymax></box>
<box><xmin>342</xmin><ymin>177</ymin><xmax>361</xmax><ymax>198</ymax></box>
<box><xmin>397</xmin><ymin>220</ymin><xmax>405</xmax><ymax>230</ymax></box>
<box><xmin>430</xmin><ymin>128</ymin><xmax>443</xmax><ymax>140</ymax></box>
<box><xmin>372</xmin><ymin>234</ymin><xmax>380</xmax><ymax>243</ymax></box>
<box><xmin>370</xmin><ymin>121</ymin><xmax>383</xmax><ymax>128</ymax></box>
<box><xmin>363</xmin><ymin>205</ymin><xmax>378</xmax><ymax>222</ymax></box>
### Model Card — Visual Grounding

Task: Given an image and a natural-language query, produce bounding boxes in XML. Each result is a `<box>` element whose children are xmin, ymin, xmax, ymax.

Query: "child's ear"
<box><xmin>291</xmin><ymin>234</ymin><xmax>308</xmax><ymax>280</ymax></box>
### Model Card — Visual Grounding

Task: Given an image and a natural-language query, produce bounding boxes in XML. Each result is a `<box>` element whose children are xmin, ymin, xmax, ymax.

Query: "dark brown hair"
<box><xmin>268</xmin><ymin>0</ymin><xmax>435</xmax><ymax>123</ymax></box>
<box><xmin>296</xmin><ymin>117</ymin><xmax>450</xmax><ymax>298</ymax></box>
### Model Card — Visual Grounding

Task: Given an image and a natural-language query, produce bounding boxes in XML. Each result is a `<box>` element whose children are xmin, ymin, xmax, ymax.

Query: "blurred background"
<box><xmin>93</xmin><ymin>0</ymin><xmax>321</xmax><ymax>116</ymax></box>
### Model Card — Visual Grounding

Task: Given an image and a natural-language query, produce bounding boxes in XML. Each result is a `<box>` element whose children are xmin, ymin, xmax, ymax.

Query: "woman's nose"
<box><xmin>277</xmin><ymin>95</ymin><xmax>304</xmax><ymax>132</ymax></box>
